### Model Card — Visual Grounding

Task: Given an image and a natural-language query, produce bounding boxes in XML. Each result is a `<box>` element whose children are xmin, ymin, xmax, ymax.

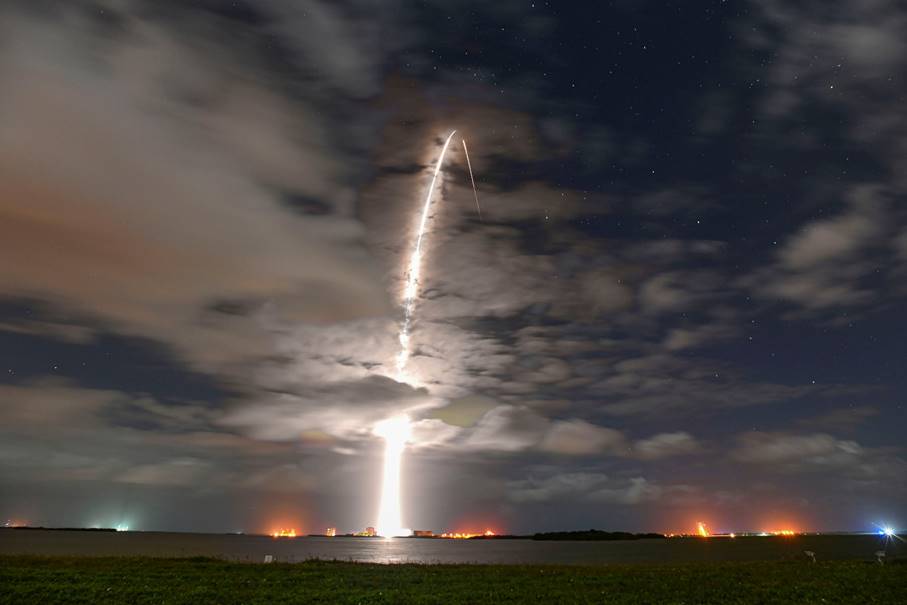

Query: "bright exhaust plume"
<box><xmin>374</xmin><ymin>415</ymin><xmax>412</xmax><ymax>538</ymax></box>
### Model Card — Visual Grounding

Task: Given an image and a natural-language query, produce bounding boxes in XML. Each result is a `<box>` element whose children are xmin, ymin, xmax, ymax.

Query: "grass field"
<box><xmin>1</xmin><ymin>556</ymin><xmax>905</xmax><ymax>604</ymax></box>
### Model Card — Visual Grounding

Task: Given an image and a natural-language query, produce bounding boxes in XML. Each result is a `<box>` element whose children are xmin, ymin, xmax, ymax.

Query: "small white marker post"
<box><xmin>264</xmin><ymin>555</ymin><xmax>274</xmax><ymax>563</ymax></box>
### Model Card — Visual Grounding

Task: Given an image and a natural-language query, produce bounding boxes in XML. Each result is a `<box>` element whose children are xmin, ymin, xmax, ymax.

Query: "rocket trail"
<box><xmin>462</xmin><ymin>139</ymin><xmax>482</xmax><ymax>221</ymax></box>
<box><xmin>377</xmin><ymin>131</ymin><xmax>457</xmax><ymax>538</ymax></box>
<box><xmin>395</xmin><ymin>130</ymin><xmax>457</xmax><ymax>380</ymax></box>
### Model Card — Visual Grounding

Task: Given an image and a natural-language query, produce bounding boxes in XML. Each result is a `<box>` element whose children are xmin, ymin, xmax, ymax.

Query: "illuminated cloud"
<box><xmin>633</xmin><ymin>432</ymin><xmax>701</xmax><ymax>460</ymax></box>
<box><xmin>507</xmin><ymin>472</ymin><xmax>662</xmax><ymax>505</ymax></box>
<box><xmin>540</xmin><ymin>420</ymin><xmax>627</xmax><ymax>456</ymax></box>
<box><xmin>732</xmin><ymin>432</ymin><xmax>863</xmax><ymax>466</ymax></box>
<box><xmin>0</xmin><ymin>2</ymin><xmax>392</xmax><ymax>378</ymax></box>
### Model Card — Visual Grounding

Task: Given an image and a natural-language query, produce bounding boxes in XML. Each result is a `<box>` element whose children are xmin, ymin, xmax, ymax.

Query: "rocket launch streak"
<box><xmin>394</xmin><ymin>130</ymin><xmax>457</xmax><ymax>380</ymax></box>
<box><xmin>377</xmin><ymin>131</ymin><xmax>457</xmax><ymax>539</ymax></box>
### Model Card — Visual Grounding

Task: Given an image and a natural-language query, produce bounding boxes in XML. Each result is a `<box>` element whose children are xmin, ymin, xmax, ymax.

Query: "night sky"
<box><xmin>1</xmin><ymin>0</ymin><xmax>905</xmax><ymax>535</ymax></box>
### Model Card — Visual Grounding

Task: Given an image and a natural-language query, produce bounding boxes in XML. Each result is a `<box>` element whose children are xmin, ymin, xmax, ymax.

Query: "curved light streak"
<box><xmin>375</xmin><ymin>131</ymin><xmax>456</xmax><ymax>540</ymax></box>
<box><xmin>394</xmin><ymin>130</ymin><xmax>457</xmax><ymax>381</ymax></box>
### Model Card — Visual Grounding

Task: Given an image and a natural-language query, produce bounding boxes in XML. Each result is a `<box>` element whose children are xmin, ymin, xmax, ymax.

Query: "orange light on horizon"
<box><xmin>768</xmin><ymin>529</ymin><xmax>797</xmax><ymax>536</ymax></box>
<box><xmin>271</xmin><ymin>528</ymin><xmax>297</xmax><ymax>538</ymax></box>
<box><xmin>440</xmin><ymin>529</ymin><xmax>496</xmax><ymax>539</ymax></box>
<box><xmin>697</xmin><ymin>522</ymin><xmax>710</xmax><ymax>537</ymax></box>
<box><xmin>3</xmin><ymin>520</ymin><xmax>28</xmax><ymax>528</ymax></box>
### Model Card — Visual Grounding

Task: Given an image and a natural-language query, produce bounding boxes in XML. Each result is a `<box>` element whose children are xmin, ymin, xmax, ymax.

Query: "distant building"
<box><xmin>364</xmin><ymin>526</ymin><xmax>376</xmax><ymax>537</ymax></box>
<box><xmin>413</xmin><ymin>530</ymin><xmax>434</xmax><ymax>537</ymax></box>
<box><xmin>325</xmin><ymin>527</ymin><xmax>337</xmax><ymax>537</ymax></box>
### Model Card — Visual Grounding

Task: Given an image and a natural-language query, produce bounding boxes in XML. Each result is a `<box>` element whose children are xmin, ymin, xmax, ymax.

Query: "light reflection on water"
<box><xmin>0</xmin><ymin>530</ymin><xmax>900</xmax><ymax>565</ymax></box>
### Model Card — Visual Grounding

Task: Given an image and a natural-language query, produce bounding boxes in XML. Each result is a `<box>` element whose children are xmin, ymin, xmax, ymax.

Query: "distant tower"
<box><xmin>326</xmin><ymin>527</ymin><xmax>337</xmax><ymax>537</ymax></box>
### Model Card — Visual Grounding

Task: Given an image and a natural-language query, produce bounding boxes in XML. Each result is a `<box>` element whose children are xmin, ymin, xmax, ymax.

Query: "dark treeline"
<box><xmin>531</xmin><ymin>530</ymin><xmax>665</xmax><ymax>541</ymax></box>
<box><xmin>2</xmin><ymin>527</ymin><xmax>117</xmax><ymax>532</ymax></box>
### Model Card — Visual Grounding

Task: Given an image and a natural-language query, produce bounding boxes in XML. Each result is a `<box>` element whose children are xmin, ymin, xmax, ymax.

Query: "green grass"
<box><xmin>1</xmin><ymin>555</ymin><xmax>905</xmax><ymax>604</ymax></box>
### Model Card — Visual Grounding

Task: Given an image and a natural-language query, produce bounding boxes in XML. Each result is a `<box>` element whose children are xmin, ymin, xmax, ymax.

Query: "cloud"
<box><xmin>116</xmin><ymin>458</ymin><xmax>208</xmax><ymax>487</ymax></box>
<box><xmin>747</xmin><ymin>0</ymin><xmax>907</xmax><ymax>119</ymax></box>
<box><xmin>428</xmin><ymin>395</ymin><xmax>498</xmax><ymax>428</ymax></box>
<box><xmin>738</xmin><ymin>0</ymin><xmax>907</xmax><ymax>317</ymax></box>
<box><xmin>732</xmin><ymin>432</ymin><xmax>862</xmax><ymax>466</ymax></box>
<box><xmin>579</xmin><ymin>271</ymin><xmax>634</xmax><ymax>314</ymax></box>
<box><xmin>742</xmin><ymin>186</ymin><xmax>889</xmax><ymax>313</ymax></box>
<box><xmin>540</xmin><ymin>420</ymin><xmax>627</xmax><ymax>456</ymax></box>
<box><xmin>662</xmin><ymin>322</ymin><xmax>737</xmax><ymax>351</ymax></box>
<box><xmin>801</xmin><ymin>405</ymin><xmax>879</xmax><ymax>432</ymax></box>
<box><xmin>0</xmin><ymin>317</ymin><xmax>95</xmax><ymax>344</ymax></box>
<box><xmin>0</xmin><ymin>0</ymin><xmax>904</xmax><ymax>534</ymax></box>
<box><xmin>1</xmin><ymin>379</ymin><xmax>117</xmax><ymax>431</ymax></box>
<box><xmin>778</xmin><ymin>195</ymin><xmax>882</xmax><ymax>271</ymax></box>
<box><xmin>461</xmin><ymin>405</ymin><xmax>550</xmax><ymax>452</ymax></box>
<box><xmin>633</xmin><ymin>432</ymin><xmax>701</xmax><ymax>460</ymax></box>
<box><xmin>219</xmin><ymin>375</ymin><xmax>435</xmax><ymax>442</ymax></box>
<box><xmin>257</xmin><ymin>0</ymin><xmax>411</xmax><ymax>98</ymax></box>
<box><xmin>0</xmin><ymin>2</ymin><xmax>392</xmax><ymax>378</ymax></box>
<box><xmin>633</xmin><ymin>187</ymin><xmax>715</xmax><ymax>218</ymax></box>
<box><xmin>507</xmin><ymin>471</ymin><xmax>661</xmax><ymax>505</ymax></box>
<box><xmin>729</xmin><ymin>430</ymin><xmax>907</xmax><ymax>491</ymax></box>
<box><xmin>639</xmin><ymin>271</ymin><xmax>722</xmax><ymax>315</ymax></box>
<box><xmin>591</xmin><ymin>354</ymin><xmax>823</xmax><ymax>416</ymax></box>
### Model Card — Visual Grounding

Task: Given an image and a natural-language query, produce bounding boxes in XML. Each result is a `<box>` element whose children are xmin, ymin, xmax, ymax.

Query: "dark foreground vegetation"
<box><xmin>2</xmin><ymin>555</ymin><xmax>905</xmax><ymax>604</ymax></box>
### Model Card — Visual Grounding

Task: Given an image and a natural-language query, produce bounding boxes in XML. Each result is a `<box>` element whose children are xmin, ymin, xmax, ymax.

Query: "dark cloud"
<box><xmin>633</xmin><ymin>432</ymin><xmax>702</xmax><ymax>461</ymax></box>
<box><xmin>732</xmin><ymin>432</ymin><xmax>863</xmax><ymax>467</ymax></box>
<box><xmin>507</xmin><ymin>471</ymin><xmax>662</xmax><ymax>505</ymax></box>
<box><xmin>742</xmin><ymin>186</ymin><xmax>890</xmax><ymax>314</ymax></box>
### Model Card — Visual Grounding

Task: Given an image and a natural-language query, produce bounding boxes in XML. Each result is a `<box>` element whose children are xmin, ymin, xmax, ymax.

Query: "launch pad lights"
<box><xmin>675</xmin><ymin>523</ymin><xmax>801</xmax><ymax>538</ymax></box>
<box><xmin>271</xmin><ymin>529</ymin><xmax>297</xmax><ymax>538</ymax></box>
<box><xmin>3</xmin><ymin>520</ymin><xmax>28</xmax><ymax>528</ymax></box>
<box><xmin>440</xmin><ymin>530</ymin><xmax>496</xmax><ymax>539</ymax></box>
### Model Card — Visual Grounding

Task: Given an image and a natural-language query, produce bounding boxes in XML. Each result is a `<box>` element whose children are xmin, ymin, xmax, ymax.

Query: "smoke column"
<box><xmin>394</xmin><ymin>130</ymin><xmax>457</xmax><ymax>380</ymax></box>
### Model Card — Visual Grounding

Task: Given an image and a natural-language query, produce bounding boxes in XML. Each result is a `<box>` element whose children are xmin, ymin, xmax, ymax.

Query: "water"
<box><xmin>1</xmin><ymin>530</ymin><xmax>901</xmax><ymax>565</ymax></box>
